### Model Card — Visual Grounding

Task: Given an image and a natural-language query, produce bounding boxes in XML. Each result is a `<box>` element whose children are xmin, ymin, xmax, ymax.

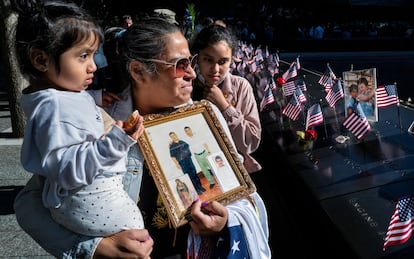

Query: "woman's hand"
<box><xmin>188</xmin><ymin>199</ymin><xmax>228</xmax><ymax>236</ymax></box>
<box><xmin>203</xmin><ymin>84</ymin><xmax>230</xmax><ymax>111</ymax></box>
<box><xmin>93</xmin><ymin>229</ymin><xmax>153</xmax><ymax>259</ymax></box>
<box><xmin>102</xmin><ymin>91</ymin><xmax>121</xmax><ymax>107</ymax></box>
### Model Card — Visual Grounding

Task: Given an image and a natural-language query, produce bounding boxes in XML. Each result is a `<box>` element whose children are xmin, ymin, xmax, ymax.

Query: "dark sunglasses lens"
<box><xmin>175</xmin><ymin>58</ymin><xmax>191</xmax><ymax>77</ymax></box>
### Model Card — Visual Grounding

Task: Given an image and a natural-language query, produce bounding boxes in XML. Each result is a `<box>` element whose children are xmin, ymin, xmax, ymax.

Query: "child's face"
<box><xmin>46</xmin><ymin>33</ymin><xmax>99</xmax><ymax>92</ymax></box>
<box><xmin>196</xmin><ymin>40</ymin><xmax>232</xmax><ymax>86</ymax></box>
<box><xmin>350</xmin><ymin>89</ymin><xmax>358</xmax><ymax>98</ymax></box>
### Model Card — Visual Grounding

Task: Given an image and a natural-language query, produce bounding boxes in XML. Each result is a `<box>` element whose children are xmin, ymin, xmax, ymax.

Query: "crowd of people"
<box><xmin>180</xmin><ymin>3</ymin><xmax>414</xmax><ymax>51</ymax></box>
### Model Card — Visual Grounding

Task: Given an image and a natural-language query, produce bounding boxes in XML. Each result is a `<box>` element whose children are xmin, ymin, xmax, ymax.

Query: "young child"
<box><xmin>14</xmin><ymin>0</ymin><xmax>144</xmax><ymax>236</ymax></box>
<box><xmin>347</xmin><ymin>83</ymin><xmax>365</xmax><ymax>118</ymax></box>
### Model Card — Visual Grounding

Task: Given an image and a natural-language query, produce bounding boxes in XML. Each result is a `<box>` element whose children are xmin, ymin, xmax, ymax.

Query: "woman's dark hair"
<box><xmin>190</xmin><ymin>24</ymin><xmax>237</xmax><ymax>56</ymax></box>
<box><xmin>12</xmin><ymin>0</ymin><xmax>103</xmax><ymax>80</ymax></box>
<box><xmin>108</xmin><ymin>16</ymin><xmax>182</xmax><ymax>90</ymax></box>
<box><xmin>357</xmin><ymin>77</ymin><xmax>369</xmax><ymax>86</ymax></box>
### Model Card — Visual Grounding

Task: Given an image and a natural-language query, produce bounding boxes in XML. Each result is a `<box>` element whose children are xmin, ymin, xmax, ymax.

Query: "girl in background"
<box><xmin>190</xmin><ymin>24</ymin><xmax>262</xmax><ymax>173</ymax></box>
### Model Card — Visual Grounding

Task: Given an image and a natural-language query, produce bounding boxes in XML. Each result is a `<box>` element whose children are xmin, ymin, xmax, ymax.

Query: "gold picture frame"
<box><xmin>138</xmin><ymin>100</ymin><xmax>256</xmax><ymax>228</ymax></box>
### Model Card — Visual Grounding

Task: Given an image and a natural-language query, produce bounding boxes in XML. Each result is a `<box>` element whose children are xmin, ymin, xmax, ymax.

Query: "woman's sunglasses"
<box><xmin>140</xmin><ymin>55</ymin><xmax>197</xmax><ymax>78</ymax></box>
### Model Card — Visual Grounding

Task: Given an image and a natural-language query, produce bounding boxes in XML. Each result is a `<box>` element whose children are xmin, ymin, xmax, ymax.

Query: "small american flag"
<box><xmin>294</xmin><ymin>78</ymin><xmax>307</xmax><ymax>92</ymax></box>
<box><xmin>269</xmin><ymin>77</ymin><xmax>277</xmax><ymax>90</ymax></box>
<box><xmin>325</xmin><ymin>80</ymin><xmax>344</xmax><ymax>108</ymax></box>
<box><xmin>318</xmin><ymin>65</ymin><xmax>337</xmax><ymax>91</ymax></box>
<box><xmin>236</xmin><ymin>59</ymin><xmax>247</xmax><ymax>77</ymax></box>
<box><xmin>383</xmin><ymin>197</ymin><xmax>414</xmax><ymax>251</ymax></box>
<box><xmin>260</xmin><ymin>85</ymin><xmax>275</xmax><ymax>111</ymax></box>
<box><xmin>282</xmin><ymin>94</ymin><xmax>301</xmax><ymax>121</ymax></box>
<box><xmin>376</xmin><ymin>84</ymin><xmax>399</xmax><ymax>108</ymax></box>
<box><xmin>295</xmin><ymin>56</ymin><xmax>301</xmax><ymax>70</ymax></box>
<box><xmin>295</xmin><ymin>87</ymin><xmax>307</xmax><ymax>104</ymax></box>
<box><xmin>282</xmin><ymin>61</ymin><xmax>298</xmax><ymax>81</ymax></box>
<box><xmin>306</xmin><ymin>103</ymin><xmax>323</xmax><ymax>129</ymax></box>
<box><xmin>342</xmin><ymin>111</ymin><xmax>371</xmax><ymax>140</ymax></box>
<box><xmin>282</xmin><ymin>81</ymin><xmax>296</xmax><ymax>96</ymax></box>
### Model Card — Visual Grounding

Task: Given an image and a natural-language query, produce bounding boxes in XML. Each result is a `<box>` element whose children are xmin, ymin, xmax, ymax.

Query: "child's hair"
<box><xmin>349</xmin><ymin>83</ymin><xmax>358</xmax><ymax>92</ymax></box>
<box><xmin>190</xmin><ymin>24</ymin><xmax>237</xmax><ymax>56</ymax></box>
<box><xmin>12</xmin><ymin>0</ymin><xmax>103</xmax><ymax>80</ymax></box>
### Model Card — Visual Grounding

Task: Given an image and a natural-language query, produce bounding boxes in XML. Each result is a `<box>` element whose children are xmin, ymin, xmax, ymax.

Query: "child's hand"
<box><xmin>116</xmin><ymin>110</ymin><xmax>144</xmax><ymax>140</ymax></box>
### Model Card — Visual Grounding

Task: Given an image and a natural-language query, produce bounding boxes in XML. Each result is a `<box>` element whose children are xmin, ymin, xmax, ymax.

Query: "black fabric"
<box><xmin>138</xmin><ymin>165</ymin><xmax>190</xmax><ymax>259</ymax></box>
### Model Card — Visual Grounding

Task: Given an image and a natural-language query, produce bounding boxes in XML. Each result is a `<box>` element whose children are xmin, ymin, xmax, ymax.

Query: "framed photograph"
<box><xmin>343</xmin><ymin>68</ymin><xmax>378</xmax><ymax>122</ymax></box>
<box><xmin>138</xmin><ymin>100</ymin><xmax>256</xmax><ymax>228</ymax></box>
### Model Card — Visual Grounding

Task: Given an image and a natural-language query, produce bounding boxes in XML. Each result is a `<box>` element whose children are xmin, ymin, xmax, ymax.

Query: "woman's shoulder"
<box><xmin>228</xmin><ymin>74</ymin><xmax>253</xmax><ymax>92</ymax></box>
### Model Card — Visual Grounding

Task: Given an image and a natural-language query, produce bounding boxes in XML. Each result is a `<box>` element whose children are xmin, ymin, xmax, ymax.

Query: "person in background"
<box><xmin>89</xmin><ymin>42</ymin><xmax>108</xmax><ymax>90</ymax></box>
<box><xmin>14</xmin><ymin>15</ymin><xmax>271</xmax><ymax>259</ymax></box>
<box><xmin>153</xmin><ymin>8</ymin><xmax>179</xmax><ymax>25</ymax></box>
<box><xmin>121</xmin><ymin>14</ymin><xmax>133</xmax><ymax>29</ymax></box>
<box><xmin>190</xmin><ymin>24</ymin><xmax>262</xmax><ymax>174</ymax></box>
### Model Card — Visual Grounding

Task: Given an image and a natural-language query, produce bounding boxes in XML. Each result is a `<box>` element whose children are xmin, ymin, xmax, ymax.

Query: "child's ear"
<box><xmin>29</xmin><ymin>48</ymin><xmax>50</xmax><ymax>72</ymax></box>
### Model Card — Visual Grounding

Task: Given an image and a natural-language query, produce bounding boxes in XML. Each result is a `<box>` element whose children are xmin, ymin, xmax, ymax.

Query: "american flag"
<box><xmin>318</xmin><ymin>65</ymin><xmax>337</xmax><ymax>91</ymax></box>
<box><xmin>260</xmin><ymin>85</ymin><xmax>275</xmax><ymax>111</ymax></box>
<box><xmin>282</xmin><ymin>94</ymin><xmax>301</xmax><ymax>121</ymax></box>
<box><xmin>249</xmin><ymin>59</ymin><xmax>257</xmax><ymax>73</ymax></box>
<box><xmin>295</xmin><ymin>87</ymin><xmax>307</xmax><ymax>104</ymax></box>
<box><xmin>383</xmin><ymin>197</ymin><xmax>414</xmax><ymax>251</ymax></box>
<box><xmin>255</xmin><ymin>51</ymin><xmax>264</xmax><ymax>63</ymax></box>
<box><xmin>376</xmin><ymin>84</ymin><xmax>399</xmax><ymax>108</ymax></box>
<box><xmin>325</xmin><ymin>80</ymin><xmax>344</xmax><ymax>107</ymax></box>
<box><xmin>215</xmin><ymin>224</ymin><xmax>249</xmax><ymax>258</ymax></box>
<box><xmin>294</xmin><ymin>78</ymin><xmax>307</xmax><ymax>92</ymax></box>
<box><xmin>342</xmin><ymin>111</ymin><xmax>371</xmax><ymax>140</ymax></box>
<box><xmin>266</xmin><ymin>52</ymin><xmax>279</xmax><ymax>76</ymax></box>
<box><xmin>236</xmin><ymin>59</ymin><xmax>247</xmax><ymax>77</ymax></box>
<box><xmin>282</xmin><ymin>81</ymin><xmax>296</xmax><ymax>96</ymax></box>
<box><xmin>272</xmin><ymin>52</ymin><xmax>280</xmax><ymax>67</ymax></box>
<box><xmin>269</xmin><ymin>77</ymin><xmax>277</xmax><ymax>90</ymax></box>
<box><xmin>282</xmin><ymin>61</ymin><xmax>298</xmax><ymax>81</ymax></box>
<box><xmin>306</xmin><ymin>103</ymin><xmax>324</xmax><ymax>129</ymax></box>
<box><xmin>263</xmin><ymin>46</ymin><xmax>270</xmax><ymax>58</ymax></box>
<box><xmin>296</xmin><ymin>56</ymin><xmax>301</xmax><ymax>70</ymax></box>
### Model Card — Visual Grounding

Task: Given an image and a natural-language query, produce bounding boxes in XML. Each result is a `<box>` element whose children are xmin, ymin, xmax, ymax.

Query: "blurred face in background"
<box><xmin>122</xmin><ymin>16</ymin><xmax>133</xmax><ymax>29</ymax></box>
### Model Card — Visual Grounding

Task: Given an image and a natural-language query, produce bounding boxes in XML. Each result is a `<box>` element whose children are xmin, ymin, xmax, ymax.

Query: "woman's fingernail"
<box><xmin>147</xmin><ymin>234</ymin><xmax>151</xmax><ymax>240</ymax></box>
<box><xmin>202</xmin><ymin>201</ymin><xmax>209</xmax><ymax>207</ymax></box>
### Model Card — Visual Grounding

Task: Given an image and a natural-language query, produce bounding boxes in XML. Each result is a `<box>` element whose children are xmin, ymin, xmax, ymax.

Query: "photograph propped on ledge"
<box><xmin>138</xmin><ymin>100</ymin><xmax>256</xmax><ymax>228</ymax></box>
<box><xmin>343</xmin><ymin>68</ymin><xmax>378</xmax><ymax>122</ymax></box>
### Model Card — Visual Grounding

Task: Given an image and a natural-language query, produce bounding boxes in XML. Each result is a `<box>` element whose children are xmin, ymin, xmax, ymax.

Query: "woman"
<box><xmin>14</xmin><ymin>15</ymin><xmax>271</xmax><ymax>259</ymax></box>
<box><xmin>357</xmin><ymin>77</ymin><xmax>375</xmax><ymax>118</ymax></box>
<box><xmin>190</xmin><ymin>24</ymin><xmax>262</xmax><ymax>174</ymax></box>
